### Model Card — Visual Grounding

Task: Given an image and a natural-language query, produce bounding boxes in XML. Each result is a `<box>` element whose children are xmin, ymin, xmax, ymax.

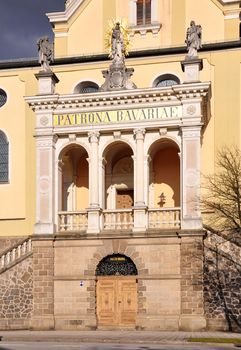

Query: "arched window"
<box><xmin>74</xmin><ymin>81</ymin><xmax>99</xmax><ymax>94</ymax></box>
<box><xmin>153</xmin><ymin>74</ymin><xmax>180</xmax><ymax>88</ymax></box>
<box><xmin>137</xmin><ymin>0</ymin><xmax>151</xmax><ymax>26</ymax></box>
<box><xmin>0</xmin><ymin>131</ymin><xmax>9</xmax><ymax>183</ymax></box>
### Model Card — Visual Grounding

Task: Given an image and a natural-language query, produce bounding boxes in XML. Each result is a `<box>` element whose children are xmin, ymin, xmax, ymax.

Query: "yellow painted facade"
<box><xmin>0</xmin><ymin>0</ymin><xmax>241</xmax><ymax>236</ymax></box>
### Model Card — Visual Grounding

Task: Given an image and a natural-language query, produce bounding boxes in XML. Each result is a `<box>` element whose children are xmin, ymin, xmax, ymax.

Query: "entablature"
<box><xmin>26</xmin><ymin>83</ymin><xmax>211</xmax><ymax>135</ymax></box>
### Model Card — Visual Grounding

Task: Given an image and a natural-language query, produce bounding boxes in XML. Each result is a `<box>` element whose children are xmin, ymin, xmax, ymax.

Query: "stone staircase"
<box><xmin>0</xmin><ymin>237</ymin><xmax>32</xmax><ymax>274</ymax></box>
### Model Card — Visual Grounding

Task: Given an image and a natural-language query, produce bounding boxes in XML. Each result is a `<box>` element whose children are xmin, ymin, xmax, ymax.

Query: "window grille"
<box><xmin>74</xmin><ymin>81</ymin><xmax>99</xmax><ymax>94</ymax></box>
<box><xmin>137</xmin><ymin>0</ymin><xmax>151</xmax><ymax>26</ymax></box>
<box><xmin>0</xmin><ymin>131</ymin><xmax>9</xmax><ymax>183</ymax></box>
<box><xmin>96</xmin><ymin>254</ymin><xmax>138</xmax><ymax>276</ymax></box>
<box><xmin>0</xmin><ymin>89</ymin><xmax>7</xmax><ymax>108</ymax></box>
<box><xmin>154</xmin><ymin>74</ymin><xmax>180</xmax><ymax>88</ymax></box>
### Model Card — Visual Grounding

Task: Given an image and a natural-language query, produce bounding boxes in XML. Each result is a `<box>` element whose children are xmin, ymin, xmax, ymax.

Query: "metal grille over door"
<box><xmin>96</xmin><ymin>254</ymin><xmax>138</xmax><ymax>276</ymax></box>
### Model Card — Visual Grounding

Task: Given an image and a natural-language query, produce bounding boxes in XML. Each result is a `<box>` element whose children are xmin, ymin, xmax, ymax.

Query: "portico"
<box><xmin>27</xmin><ymin>81</ymin><xmax>210</xmax><ymax>236</ymax></box>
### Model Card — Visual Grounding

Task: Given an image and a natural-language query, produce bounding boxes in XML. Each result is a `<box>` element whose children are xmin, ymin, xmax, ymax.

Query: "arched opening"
<box><xmin>96</xmin><ymin>254</ymin><xmax>138</xmax><ymax>276</ymax></box>
<box><xmin>58</xmin><ymin>144</ymin><xmax>89</xmax><ymax>231</ymax></box>
<box><xmin>103</xmin><ymin>142</ymin><xmax>134</xmax><ymax>230</ymax></box>
<box><xmin>149</xmin><ymin>139</ymin><xmax>180</xmax><ymax>207</ymax></box>
<box><xmin>148</xmin><ymin>139</ymin><xmax>180</xmax><ymax>228</ymax></box>
<box><xmin>74</xmin><ymin>81</ymin><xmax>99</xmax><ymax>94</ymax></box>
<box><xmin>153</xmin><ymin>74</ymin><xmax>180</xmax><ymax>88</ymax></box>
<box><xmin>96</xmin><ymin>254</ymin><xmax>138</xmax><ymax>328</ymax></box>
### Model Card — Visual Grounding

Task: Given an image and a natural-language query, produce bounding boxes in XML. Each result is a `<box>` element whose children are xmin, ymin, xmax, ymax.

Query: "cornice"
<box><xmin>47</xmin><ymin>0</ymin><xmax>84</xmax><ymax>24</ymax></box>
<box><xmin>25</xmin><ymin>83</ymin><xmax>211</xmax><ymax>113</ymax></box>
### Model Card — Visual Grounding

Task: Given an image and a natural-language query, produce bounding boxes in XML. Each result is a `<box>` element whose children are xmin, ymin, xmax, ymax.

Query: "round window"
<box><xmin>0</xmin><ymin>89</ymin><xmax>7</xmax><ymax>108</ymax></box>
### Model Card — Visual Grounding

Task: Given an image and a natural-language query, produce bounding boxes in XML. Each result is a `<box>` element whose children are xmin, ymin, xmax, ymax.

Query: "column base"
<box><xmin>181</xmin><ymin>217</ymin><xmax>203</xmax><ymax>230</ymax></box>
<box><xmin>179</xmin><ymin>315</ymin><xmax>206</xmax><ymax>331</ymax></box>
<box><xmin>34</xmin><ymin>223</ymin><xmax>56</xmax><ymax>234</ymax></box>
<box><xmin>133</xmin><ymin>205</ymin><xmax>147</xmax><ymax>232</ymax></box>
<box><xmin>87</xmin><ymin>207</ymin><xmax>102</xmax><ymax>234</ymax></box>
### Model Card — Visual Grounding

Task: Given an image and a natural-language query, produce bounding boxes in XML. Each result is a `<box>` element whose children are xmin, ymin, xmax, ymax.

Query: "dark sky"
<box><xmin>0</xmin><ymin>0</ymin><xmax>65</xmax><ymax>60</ymax></box>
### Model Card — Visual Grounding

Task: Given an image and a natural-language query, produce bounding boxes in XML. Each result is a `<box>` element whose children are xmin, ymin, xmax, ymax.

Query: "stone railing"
<box><xmin>148</xmin><ymin>208</ymin><xmax>181</xmax><ymax>229</ymax></box>
<box><xmin>58</xmin><ymin>211</ymin><xmax>88</xmax><ymax>232</ymax></box>
<box><xmin>0</xmin><ymin>237</ymin><xmax>32</xmax><ymax>272</ymax></box>
<box><xmin>103</xmin><ymin>209</ymin><xmax>134</xmax><ymax>230</ymax></box>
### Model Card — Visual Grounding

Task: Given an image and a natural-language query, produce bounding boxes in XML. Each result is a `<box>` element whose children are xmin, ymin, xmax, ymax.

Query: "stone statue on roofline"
<box><xmin>100</xmin><ymin>20</ymin><xmax>137</xmax><ymax>91</ymax></box>
<box><xmin>111</xmin><ymin>22</ymin><xmax>125</xmax><ymax>64</ymax></box>
<box><xmin>185</xmin><ymin>21</ymin><xmax>202</xmax><ymax>58</ymax></box>
<box><xmin>37</xmin><ymin>36</ymin><xmax>54</xmax><ymax>72</ymax></box>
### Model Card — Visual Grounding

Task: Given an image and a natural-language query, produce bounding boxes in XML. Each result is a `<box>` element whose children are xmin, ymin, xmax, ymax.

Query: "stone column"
<box><xmin>31</xmin><ymin>239</ymin><xmax>54</xmax><ymax>330</ymax></box>
<box><xmin>133</xmin><ymin>129</ymin><xmax>147</xmax><ymax>232</ymax></box>
<box><xmin>179</xmin><ymin>235</ymin><xmax>206</xmax><ymax>331</ymax></box>
<box><xmin>181</xmin><ymin>126</ymin><xmax>202</xmax><ymax>230</ymax></box>
<box><xmin>34</xmin><ymin>135</ymin><xmax>57</xmax><ymax>234</ymax></box>
<box><xmin>87</xmin><ymin>131</ymin><xmax>102</xmax><ymax>233</ymax></box>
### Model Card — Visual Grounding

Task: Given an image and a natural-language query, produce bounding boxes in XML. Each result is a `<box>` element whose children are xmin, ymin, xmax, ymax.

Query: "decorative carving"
<box><xmin>185</xmin><ymin>169</ymin><xmax>200</xmax><ymax>187</ymax></box>
<box><xmin>185</xmin><ymin>21</ymin><xmax>202</xmax><ymax>58</ymax></box>
<box><xmin>37</xmin><ymin>36</ymin><xmax>54</xmax><ymax>71</ymax></box>
<box><xmin>134</xmin><ymin>128</ymin><xmax>145</xmax><ymax>141</ymax></box>
<box><xmin>113</xmin><ymin>157</ymin><xmax>133</xmax><ymax>175</ymax></box>
<box><xmin>100</xmin><ymin>21</ymin><xmax>137</xmax><ymax>91</ymax></box>
<box><xmin>39</xmin><ymin>177</ymin><xmax>50</xmax><ymax>194</ymax></box>
<box><xmin>88</xmin><ymin>131</ymin><xmax>100</xmax><ymax>143</ymax></box>
<box><xmin>40</xmin><ymin>116</ymin><xmax>49</xmax><ymax>126</ymax></box>
<box><xmin>186</xmin><ymin>105</ymin><xmax>197</xmax><ymax>115</ymax></box>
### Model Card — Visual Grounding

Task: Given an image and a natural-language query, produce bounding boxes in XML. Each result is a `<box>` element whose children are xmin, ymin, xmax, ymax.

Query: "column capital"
<box><xmin>88</xmin><ymin>131</ymin><xmax>100</xmax><ymax>143</ymax></box>
<box><xmin>133</xmin><ymin>128</ymin><xmax>146</xmax><ymax>141</ymax></box>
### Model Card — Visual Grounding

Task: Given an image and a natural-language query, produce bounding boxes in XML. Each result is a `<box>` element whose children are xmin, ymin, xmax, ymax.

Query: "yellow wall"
<box><xmin>0</xmin><ymin>69</ymin><xmax>37</xmax><ymax>236</ymax></box>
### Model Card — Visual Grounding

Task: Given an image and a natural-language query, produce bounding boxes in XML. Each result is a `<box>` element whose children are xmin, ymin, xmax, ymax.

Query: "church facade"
<box><xmin>0</xmin><ymin>0</ymin><xmax>240</xmax><ymax>331</ymax></box>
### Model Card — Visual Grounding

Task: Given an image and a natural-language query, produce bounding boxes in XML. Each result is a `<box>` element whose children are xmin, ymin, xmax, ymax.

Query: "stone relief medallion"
<box><xmin>39</xmin><ymin>176</ymin><xmax>50</xmax><ymax>194</ymax></box>
<box><xmin>110</xmin><ymin>71</ymin><xmax>123</xmax><ymax>88</ymax></box>
<box><xmin>40</xmin><ymin>116</ymin><xmax>49</xmax><ymax>126</ymax></box>
<box><xmin>187</xmin><ymin>105</ymin><xmax>196</xmax><ymax>115</ymax></box>
<box><xmin>185</xmin><ymin>168</ymin><xmax>199</xmax><ymax>187</ymax></box>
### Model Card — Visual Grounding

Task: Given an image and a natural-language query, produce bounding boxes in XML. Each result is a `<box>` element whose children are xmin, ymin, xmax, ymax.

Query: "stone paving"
<box><xmin>0</xmin><ymin>330</ymin><xmax>241</xmax><ymax>344</ymax></box>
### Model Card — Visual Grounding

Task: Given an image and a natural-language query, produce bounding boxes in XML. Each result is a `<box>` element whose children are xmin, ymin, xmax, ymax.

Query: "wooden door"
<box><xmin>116</xmin><ymin>190</ymin><xmax>133</xmax><ymax>209</ymax></box>
<box><xmin>97</xmin><ymin>277</ymin><xmax>137</xmax><ymax>328</ymax></box>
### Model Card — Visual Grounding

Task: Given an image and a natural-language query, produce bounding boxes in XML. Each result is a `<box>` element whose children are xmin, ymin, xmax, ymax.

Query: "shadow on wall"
<box><xmin>204</xmin><ymin>235</ymin><xmax>241</xmax><ymax>332</ymax></box>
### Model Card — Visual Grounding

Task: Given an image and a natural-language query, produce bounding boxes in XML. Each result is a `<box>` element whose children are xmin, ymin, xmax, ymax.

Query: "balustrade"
<box><xmin>148</xmin><ymin>208</ymin><xmax>181</xmax><ymax>229</ymax></box>
<box><xmin>0</xmin><ymin>238</ymin><xmax>32</xmax><ymax>272</ymax></box>
<box><xmin>58</xmin><ymin>211</ymin><xmax>88</xmax><ymax>232</ymax></box>
<box><xmin>103</xmin><ymin>209</ymin><xmax>134</xmax><ymax>230</ymax></box>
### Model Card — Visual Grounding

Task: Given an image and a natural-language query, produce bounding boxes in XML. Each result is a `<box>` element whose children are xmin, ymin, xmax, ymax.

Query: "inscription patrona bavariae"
<box><xmin>53</xmin><ymin>106</ymin><xmax>182</xmax><ymax>127</ymax></box>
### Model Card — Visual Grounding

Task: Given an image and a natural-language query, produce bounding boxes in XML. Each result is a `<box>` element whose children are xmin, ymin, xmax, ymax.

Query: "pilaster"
<box><xmin>133</xmin><ymin>128</ymin><xmax>147</xmax><ymax>232</ymax></box>
<box><xmin>181</xmin><ymin>126</ymin><xmax>202</xmax><ymax>230</ymax></box>
<box><xmin>179</xmin><ymin>235</ymin><xmax>206</xmax><ymax>331</ymax></box>
<box><xmin>34</xmin><ymin>135</ymin><xmax>58</xmax><ymax>235</ymax></box>
<box><xmin>87</xmin><ymin>131</ymin><xmax>101</xmax><ymax>233</ymax></box>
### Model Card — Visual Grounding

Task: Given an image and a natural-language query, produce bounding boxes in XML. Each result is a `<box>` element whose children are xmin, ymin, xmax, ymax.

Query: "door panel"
<box><xmin>119</xmin><ymin>280</ymin><xmax>137</xmax><ymax>325</ymax></box>
<box><xmin>97</xmin><ymin>280</ymin><xmax>116</xmax><ymax>325</ymax></box>
<box><xmin>116</xmin><ymin>190</ymin><xmax>134</xmax><ymax>209</ymax></box>
<box><xmin>97</xmin><ymin>278</ymin><xmax>137</xmax><ymax>327</ymax></box>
